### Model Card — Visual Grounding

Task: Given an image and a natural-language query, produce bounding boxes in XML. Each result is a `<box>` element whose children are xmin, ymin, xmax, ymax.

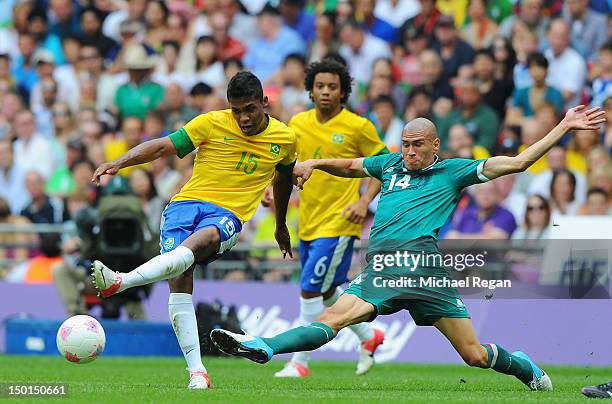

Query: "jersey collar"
<box><xmin>401</xmin><ymin>155</ymin><xmax>440</xmax><ymax>173</ymax></box>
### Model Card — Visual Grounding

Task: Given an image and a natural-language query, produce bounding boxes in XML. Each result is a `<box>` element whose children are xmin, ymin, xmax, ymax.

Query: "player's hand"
<box><xmin>563</xmin><ymin>105</ymin><xmax>606</xmax><ymax>131</ymax></box>
<box><xmin>261</xmin><ymin>184</ymin><xmax>274</xmax><ymax>207</ymax></box>
<box><xmin>292</xmin><ymin>161</ymin><xmax>315</xmax><ymax>190</ymax></box>
<box><xmin>275</xmin><ymin>224</ymin><xmax>293</xmax><ymax>259</ymax></box>
<box><xmin>342</xmin><ymin>200</ymin><xmax>369</xmax><ymax>224</ymax></box>
<box><xmin>91</xmin><ymin>162</ymin><xmax>120</xmax><ymax>186</ymax></box>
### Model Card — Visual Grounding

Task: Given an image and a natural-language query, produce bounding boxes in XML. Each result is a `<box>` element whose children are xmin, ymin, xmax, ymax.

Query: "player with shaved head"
<box><xmin>211</xmin><ymin>105</ymin><xmax>606</xmax><ymax>392</ymax></box>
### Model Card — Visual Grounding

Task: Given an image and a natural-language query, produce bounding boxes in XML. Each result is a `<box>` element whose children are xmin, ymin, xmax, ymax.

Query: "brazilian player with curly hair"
<box><xmin>271</xmin><ymin>57</ymin><xmax>390</xmax><ymax>378</ymax></box>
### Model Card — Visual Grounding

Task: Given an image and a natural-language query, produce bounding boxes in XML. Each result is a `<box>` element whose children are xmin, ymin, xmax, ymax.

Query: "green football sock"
<box><xmin>261</xmin><ymin>322</ymin><xmax>334</xmax><ymax>355</ymax></box>
<box><xmin>482</xmin><ymin>344</ymin><xmax>534</xmax><ymax>384</ymax></box>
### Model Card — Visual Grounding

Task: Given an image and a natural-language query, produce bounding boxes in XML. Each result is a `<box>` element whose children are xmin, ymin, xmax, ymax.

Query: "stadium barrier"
<box><xmin>2</xmin><ymin>281</ymin><xmax>611</xmax><ymax>365</ymax></box>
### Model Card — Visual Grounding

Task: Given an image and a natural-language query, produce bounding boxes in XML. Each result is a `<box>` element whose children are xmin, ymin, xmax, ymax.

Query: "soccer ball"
<box><xmin>56</xmin><ymin>315</ymin><xmax>106</xmax><ymax>364</ymax></box>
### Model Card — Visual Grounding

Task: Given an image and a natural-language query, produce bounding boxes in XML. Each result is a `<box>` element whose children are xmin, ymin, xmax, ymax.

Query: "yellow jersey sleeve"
<box><xmin>277</xmin><ymin>133</ymin><xmax>297</xmax><ymax>171</ymax></box>
<box><xmin>357</xmin><ymin>119</ymin><xmax>387</xmax><ymax>157</ymax></box>
<box><xmin>169</xmin><ymin>113</ymin><xmax>213</xmax><ymax>158</ymax></box>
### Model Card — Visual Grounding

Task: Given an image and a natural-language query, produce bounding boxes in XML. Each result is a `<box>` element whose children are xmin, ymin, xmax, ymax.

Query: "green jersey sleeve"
<box><xmin>447</xmin><ymin>158</ymin><xmax>490</xmax><ymax>188</ymax></box>
<box><xmin>362</xmin><ymin>153</ymin><xmax>396</xmax><ymax>180</ymax></box>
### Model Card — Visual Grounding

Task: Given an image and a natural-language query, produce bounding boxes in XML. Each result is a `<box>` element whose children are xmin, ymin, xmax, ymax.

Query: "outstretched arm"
<box><xmin>293</xmin><ymin>158</ymin><xmax>367</xmax><ymax>189</ymax></box>
<box><xmin>91</xmin><ymin>137</ymin><xmax>177</xmax><ymax>185</ymax></box>
<box><xmin>482</xmin><ymin>106</ymin><xmax>605</xmax><ymax>180</ymax></box>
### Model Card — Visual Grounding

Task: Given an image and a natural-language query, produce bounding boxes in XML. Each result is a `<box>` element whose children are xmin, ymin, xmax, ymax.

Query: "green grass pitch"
<box><xmin>1</xmin><ymin>355</ymin><xmax>608</xmax><ymax>403</ymax></box>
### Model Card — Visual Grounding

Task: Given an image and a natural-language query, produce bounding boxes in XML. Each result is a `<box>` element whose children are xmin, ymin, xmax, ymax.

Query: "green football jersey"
<box><xmin>363</xmin><ymin>153</ymin><xmax>489</xmax><ymax>244</ymax></box>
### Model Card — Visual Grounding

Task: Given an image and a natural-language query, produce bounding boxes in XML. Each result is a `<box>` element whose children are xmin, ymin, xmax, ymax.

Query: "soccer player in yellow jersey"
<box><xmin>274</xmin><ymin>59</ymin><xmax>388</xmax><ymax>378</ymax></box>
<box><xmin>90</xmin><ymin>72</ymin><xmax>297</xmax><ymax>389</ymax></box>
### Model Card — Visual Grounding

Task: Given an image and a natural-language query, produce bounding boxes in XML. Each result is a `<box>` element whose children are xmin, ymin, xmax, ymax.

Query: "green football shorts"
<box><xmin>344</xmin><ymin>264</ymin><xmax>470</xmax><ymax>326</ymax></box>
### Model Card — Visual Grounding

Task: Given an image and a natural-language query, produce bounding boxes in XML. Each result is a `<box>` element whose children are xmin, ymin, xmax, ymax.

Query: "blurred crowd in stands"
<box><xmin>0</xmin><ymin>0</ymin><xmax>610</xmax><ymax>286</ymax></box>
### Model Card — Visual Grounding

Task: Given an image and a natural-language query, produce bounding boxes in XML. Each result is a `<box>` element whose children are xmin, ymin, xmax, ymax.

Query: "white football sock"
<box><xmin>291</xmin><ymin>296</ymin><xmax>325</xmax><ymax>367</ymax></box>
<box><xmin>169</xmin><ymin>293</ymin><xmax>206</xmax><ymax>373</ymax></box>
<box><xmin>324</xmin><ymin>287</ymin><xmax>374</xmax><ymax>342</ymax></box>
<box><xmin>119</xmin><ymin>246</ymin><xmax>195</xmax><ymax>292</ymax></box>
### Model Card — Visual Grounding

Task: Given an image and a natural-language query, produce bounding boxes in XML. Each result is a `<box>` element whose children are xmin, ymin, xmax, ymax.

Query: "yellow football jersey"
<box><xmin>170</xmin><ymin>109</ymin><xmax>297</xmax><ymax>222</ymax></box>
<box><xmin>290</xmin><ymin>109</ymin><xmax>387</xmax><ymax>240</ymax></box>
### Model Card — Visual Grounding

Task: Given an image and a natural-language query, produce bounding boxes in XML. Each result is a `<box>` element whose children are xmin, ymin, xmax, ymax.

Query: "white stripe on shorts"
<box><xmin>321</xmin><ymin>236</ymin><xmax>350</xmax><ymax>293</ymax></box>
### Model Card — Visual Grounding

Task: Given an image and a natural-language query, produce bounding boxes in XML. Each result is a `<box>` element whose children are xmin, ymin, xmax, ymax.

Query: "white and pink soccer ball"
<box><xmin>56</xmin><ymin>315</ymin><xmax>106</xmax><ymax>364</ymax></box>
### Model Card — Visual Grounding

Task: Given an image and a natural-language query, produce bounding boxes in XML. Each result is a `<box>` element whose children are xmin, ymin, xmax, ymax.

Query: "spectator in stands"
<box><xmin>356</xmin><ymin>74</ymin><xmax>394</xmax><ymax>116</ymax></box>
<box><xmin>0</xmin><ymin>54</ymin><xmax>12</xmax><ymax>93</ymax></box>
<box><xmin>418</xmin><ymin>49</ymin><xmax>453</xmax><ymax>102</ymax></box>
<box><xmin>494</xmin><ymin>173</ymin><xmax>528</xmax><ymax>224</ymax></box>
<box><xmin>371</xmin><ymin>95</ymin><xmax>404</xmax><ymax>152</ymax></box>
<box><xmin>498</xmin><ymin>0</ymin><xmax>549</xmax><ymax>41</ymax></box>
<box><xmin>528</xmin><ymin>145</ymin><xmax>587</xmax><ymax>204</ymax></box>
<box><xmin>152</xmin><ymin>41</ymin><xmax>192</xmax><ymax>92</ymax></box>
<box><xmin>432</xmin><ymin>15</ymin><xmax>475</xmax><ymax>82</ymax></box>
<box><xmin>113</xmin><ymin>44</ymin><xmax>164</xmax><ymax>120</ymax></box>
<box><xmin>446</xmin><ymin>181</ymin><xmax>517</xmax><ymax>239</ymax></box>
<box><xmin>511</xmin><ymin>194</ymin><xmax>551</xmax><ymax>239</ymax></box>
<box><xmin>0</xmin><ymin>92</ymin><xmax>22</xmax><ymax>140</ymax></box>
<box><xmin>188</xmin><ymin>81</ymin><xmax>213</xmax><ymax>113</ymax></box>
<box><xmin>144</xmin><ymin>109</ymin><xmax>167</xmax><ymax>139</ymax></box>
<box><xmin>400</xmin><ymin>0</ymin><xmax>441</xmax><ymax>45</ymax></box>
<box><xmin>447</xmin><ymin>123</ymin><xmax>490</xmax><ymax>159</ymax></box>
<box><xmin>12</xmin><ymin>109</ymin><xmax>55</xmax><ymax>179</ymax></box>
<box><xmin>543</xmin><ymin>18</ymin><xmax>586</xmax><ymax>109</ymax></box>
<box><xmin>491</xmin><ymin>35</ymin><xmax>516</xmax><ymax>85</ymax></box>
<box><xmin>102</xmin><ymin>0</ymin><xmax>147</xmax><ymax>42</ymax></box>
<box><xmin>279</xmin><ymin>54</ymin><xmax>309</xmax><ymax>121</ymax></box>
<box><xmin>588</xmin><ymin>166</ymin><xmax>612</xmax><ymax>199</ymax></box>
<box><xmin>436</xmin><ymin>78</ymin><xmax>500</xmax><ymax>152</ymax></box>
<box><xmin>549</xmin><ymin>168</ymin><xmax>579</xmax><ymax>218</ymax></box>
<box><xmin>577</xmin><ymin>188</ymin><xmax>610</xmax><ymax>216</ymax></box>
<box><xmin>31</xmin><ymin>76</ymin><xmax>57</xmax><ymax>138</ymax></box>
<box><xmin>105</xmin><ymin>116</ymin><xmax>145</xmax><ymax>177</ymax></box>
<box><xmin>209</xmin><ymin>11</ymin><xmax>246</xmax><ymax>63</ymax></box>
<box><xmin>21</xmin><ymin>170</ymin><xmax>65</xmax><ymax>224</ymax></box>
<box><xmin>243</xmin><ymin>4</ymin><xmax>306</xmax><ymax>83</ymax></box>
<box><xmin>11</xmin><ymin>32</ymin><xmax>39</xmax><ymax>99</ymax></box>
<box><xmin>512</xmin><ymin>27</ymin><xmax>539</xmax><ymax>90</ymax></box>
<box><xmin>399</xmin><ymin>25</ymin><xmax>427</xmax><ymax>86</ymax></box>
<box><xmin>307</xmin><ymin>12</ymin><xmax>340</xmax><ymax>64</ymax></box>
<box><xmin>46</xmin><ymin>138</ymin><xmax>87</xmax><ymax>198</ymax></box>
<box><xmin>567</xmin><ymin>129</ymin><xmax>600</xmax><ymax>177</ymax></box>
<box><xmin>78</xmin><ymin>45</ymin><xmax>118</xmax><ymax>113</ymax></box>
<box><xmin>50</xmin><ymin>104</ymin><xmax>75</xmax><ymax>148</ymax></box>
<box><xmin>143</xmin><ymin>0</ymin><xmax>169</xmax><ymax>52</ymax></box>
<box><xmin>374</xmin><ymin>0</ymin><xmax>421</xmax><ymax>29</ymax></box>
<box><xmin>79</xmin><ymin>7</ymin><xmax>117</xmax><ymax>61</ymax></box>
<box><xmin>107</xmin><ymin>19</ymin><xmax>148</xmax><ymax>70</ymax></box>
<box><xmin>507</xmin><ymin>52</ymin><xmax>564</xmax><ymax>124</ymax></box>
<box><xmin>403</xmin><ymin>85</ymin><xmax>434</xmax><ymax>122</ymax></box>
<box><xmin>354</xmin><ymin>0</ymin><xmax>398</xmax><ymax>43</ymax></box>
<box><xmin>193</xmin><ymin>36</ymin><xmax>224</xmax><ymax>89</ymax></box>
<box><xmin>30</xmin><ymin>49</ymin><xmax>78</xmax><ymax>115</ymax></box>
<box><xmin>562</xmin><ymin>0</ymin><xmax>608</xmax><ymax>61</ymax></box>
<box><xmin>279</xmin><ymin>0</ymin><xmax>315</xmax><ymax>43</ymax></box>
<box><xmin>27</xmin><ymin>8</ymin><xmax>66</xmax><ymax>65</ymax></box>
<box><xmin>473</xmin><ymin>49</ymin><xmax>513</xmax><ymax>119</ymax></box>
<box><xmin>339</xmin><ymin>18</ymin><xmax>391</xmax><ymax>85</ymax></box>
<box><xmin>517</xmin><ymin>118</ymin><xmax>548</xmax><ymax>175</ymax></box>
<box><xmin>151</xmin><ymin>156</ymin><xmax>181</xmax><ymax>202</ymax></box>
<box><xmin>49</xmin><ymin>0</ymin><xmax>82</xmax><ymax>39</ymax></box>
<box><xmin>129</xmin><ymin>167</ymin><xmax>164</xmax><ymax>231</ymax></box>
<box><xmin>461</xmin><ymin>0</ymin><xmax>498</xmax><ymax>50</ymax></box>
<box><xmin>0</xmin><ymin>196</ymin><xmax>33</xmax><ymax>271</ymax></box>
<box><xmin>158</xmin><ymin>83</ymin><xmax>197</xmax><ymax>132</ymax></box>
<box><xmin>590</xmin><ymin>43</ymin><xmax>612</xmax><ymax>108</ymax></box>
<box><xmin>0</xmin><ymin>141</ymin><xmax>28</xmax><ymax>214</ymax></box>
<box><xmin>587</xmin><ymin>146</ymin><xmax>612</xmax><ymax>177</ymax></box>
